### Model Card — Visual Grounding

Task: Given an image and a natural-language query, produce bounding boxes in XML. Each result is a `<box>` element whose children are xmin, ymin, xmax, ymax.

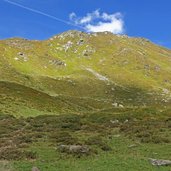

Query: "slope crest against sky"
<box><xmin>0</xmin><ymin>0</ymin><xmax>171</xmax><ymax>48</ymax></box>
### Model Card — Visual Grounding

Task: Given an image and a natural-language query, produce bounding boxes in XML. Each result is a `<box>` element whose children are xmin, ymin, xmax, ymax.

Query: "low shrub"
<box><xmin>50</xmin><ymin>131</ymin><xmax>79</xmax><ymax>145</ymax></box>
<box><xmin>0</xmin><ymin>148</ymin><xmax>37</xmax><ymax>160</ymax></box>
<box><xmin>85</xmin><ymin>136</ymin><xmax>112</xmax><ymax>151</ymax></box>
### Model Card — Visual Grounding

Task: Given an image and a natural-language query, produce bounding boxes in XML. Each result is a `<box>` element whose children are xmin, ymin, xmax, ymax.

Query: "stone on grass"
<box><xmin>32</xmin><ymin>166</ymin><xmax>40</xmax><ymax>171</ymax></box>
<box><xmin>58</xmin><ymin>145</ymin><xmax>89</xmax><ymax>154</ymax></box>
<box><xmin>149</xmin><ymin>158</ymin><xmax>171</xmax><ymax>166</ymax></box>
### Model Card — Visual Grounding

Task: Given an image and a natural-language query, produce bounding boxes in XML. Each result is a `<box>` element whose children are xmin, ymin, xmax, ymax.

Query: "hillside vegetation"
<box><xmin>0</xmin><ymin>30</ymin><xmax>171</xmax><ymax>116</ymax></box>
<box><xmin>0</xmin><ymin>31</ymin><xmax>171</xmax><ymax>171</ymax></box>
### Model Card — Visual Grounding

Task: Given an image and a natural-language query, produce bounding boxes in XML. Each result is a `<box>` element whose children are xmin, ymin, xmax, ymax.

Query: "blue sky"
<box><xmin>0</xmin><ymin>0</ymin><xmax>171</xmax><ymax>48</ymax></box>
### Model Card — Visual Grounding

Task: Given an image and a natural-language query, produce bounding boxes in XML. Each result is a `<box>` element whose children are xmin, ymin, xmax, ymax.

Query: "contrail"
<box><xmin>3</xmin><ymin>0</ymin><xmax>85</xmax><ymax>30</ymax></box>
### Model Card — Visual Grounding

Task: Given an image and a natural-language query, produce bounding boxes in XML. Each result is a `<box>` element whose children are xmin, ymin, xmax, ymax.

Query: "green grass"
<box><xmin>0</xmin><ymin>31</ymin><xmax>171</xmax><ymax>170</ymax></box>
<box><xmin>0</xmin><ymin>31</ymin><xmax>171</xmax><ymax>117</ymax></box>
<box><xmin>13</xmin><ymin>137</ymin><xmax>171</xmax><ymax>171</ymax></box>
<box><xmin>0</xmin><ymin>107</ymin><xmax>171</xmax><ymax>171</ymax></box>
<box><xmin>1</xmin><ymin>31</ymin><xmax>171</xmax><ymax>92</ymax></box>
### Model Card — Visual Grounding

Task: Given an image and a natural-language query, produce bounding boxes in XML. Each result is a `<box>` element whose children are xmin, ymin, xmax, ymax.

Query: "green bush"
<box><xmin>85</xmin><ymin>136</ymin><xmax>112</xmax><ymax>151</ymax></box>
<box><xmin>50</xmin><ymin>131</ymin><xmax>79</xmax><ymax>145</ymax></box>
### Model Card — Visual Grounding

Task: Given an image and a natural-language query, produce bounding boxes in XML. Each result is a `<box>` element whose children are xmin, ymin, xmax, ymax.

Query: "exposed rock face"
<box><xmin>62</xmin><ymin>41</ymin><xmax>73</xmax><ymax>52</ymax></box>
<box><xmin>77</xmin><ymin>39</ymin><xmax>84</xmax><ymax>45</ymax></box>
<box><xmin>16</xmin><ymin>52</ymin><xmax>28</xmax><ymax>62</ymax></box>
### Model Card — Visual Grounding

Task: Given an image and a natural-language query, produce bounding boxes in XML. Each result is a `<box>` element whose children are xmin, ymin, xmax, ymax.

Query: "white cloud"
<box><xmin>69</xmin><ymin>12</ymin><xmax>76</xmax><ymax>20</ymax></box>
<box><xmin>69</xmin><ymin>10</ymin><xmax>124</xmax><ymax>34</ymax></box>
<box><xmin>79</xmin><ymin>10</ymin><xmax>100</xmax><ymax>24</ymax></box>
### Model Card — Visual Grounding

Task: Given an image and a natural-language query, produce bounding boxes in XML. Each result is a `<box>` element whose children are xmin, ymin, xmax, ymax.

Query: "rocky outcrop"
<box><xmin>149</xmin><ymin>158</ymin><xmax>171</xmax><ymax>166</ymax></box>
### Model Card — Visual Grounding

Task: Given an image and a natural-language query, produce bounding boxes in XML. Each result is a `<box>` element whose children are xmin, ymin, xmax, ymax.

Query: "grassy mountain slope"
<box><xmin>1</xmin><ymin>31</ymin><xmax>171</xmax><ymax>171</ymax></box>
<box><xmin>0</xmin><ymin>31</ymin><xmax>171</xmax><ymax>116</ymax></box>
